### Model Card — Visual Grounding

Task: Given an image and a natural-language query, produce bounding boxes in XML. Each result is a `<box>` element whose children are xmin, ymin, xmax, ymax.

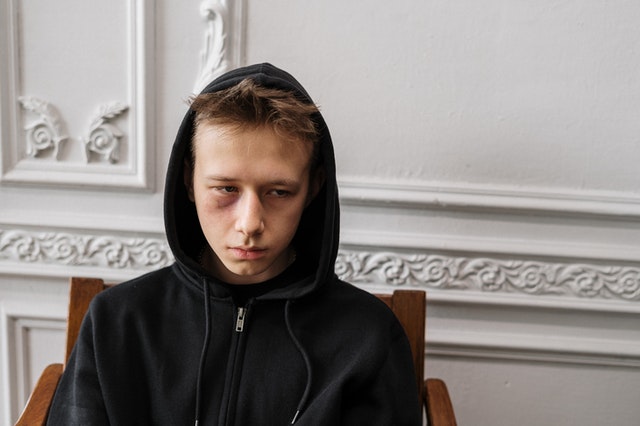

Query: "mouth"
<box><xmin>229</xmin><ymin>247</ymin><xmax>267</xmax><ymax>260</ymax></box>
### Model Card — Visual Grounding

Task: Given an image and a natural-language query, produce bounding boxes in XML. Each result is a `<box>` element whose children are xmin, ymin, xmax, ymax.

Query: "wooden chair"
<box><xmin>16</xmin><ymin>277</ymin><xmax>457</xmax><ymax>425</ymax></box>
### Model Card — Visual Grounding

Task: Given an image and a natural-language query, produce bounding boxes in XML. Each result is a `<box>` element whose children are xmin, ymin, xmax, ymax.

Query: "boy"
<box><xmin>48</xmin><ymin>63</ymin><xmax>421</xmax><ymax>425</ymax></box>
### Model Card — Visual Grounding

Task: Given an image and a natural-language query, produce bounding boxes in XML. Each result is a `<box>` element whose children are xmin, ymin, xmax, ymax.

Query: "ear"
<box><xmin>306</xmin><ymin>167</ymin><xmax>325</xmax><ymax>207</ymax></box>
<box><xmin>183</xmin><ymin>159</ymin><xmax>195</xmax><ymax>202</ymax></box>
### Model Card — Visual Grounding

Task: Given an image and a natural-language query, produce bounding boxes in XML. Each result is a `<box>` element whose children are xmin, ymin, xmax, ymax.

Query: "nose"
<box><xmin>235</xmin><ymin>192</ymin><xmax>265</xmax><ymax>236</ymax></box>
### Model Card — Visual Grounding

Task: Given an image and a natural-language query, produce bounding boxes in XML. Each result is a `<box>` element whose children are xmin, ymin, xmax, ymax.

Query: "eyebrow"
<box><xmin>205</xmin><ymin>175</ymin><xmax>301</xmax><ymax>187</ymax></box>
<box><xmin>204</xmin><ymin>175</ymin><xmax>236</xmax><ymax>182</ymax></box>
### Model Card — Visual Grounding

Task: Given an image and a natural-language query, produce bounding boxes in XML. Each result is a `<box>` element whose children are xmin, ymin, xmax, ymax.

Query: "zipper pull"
<box><xmin>235</xmin><ymin>307</ymin><xmax>247</xmax><ymax>332</ymax></box>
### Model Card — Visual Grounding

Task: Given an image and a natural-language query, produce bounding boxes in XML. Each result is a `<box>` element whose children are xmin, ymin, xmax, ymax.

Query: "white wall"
<box><xmin>1</xmin><ymin>1</ymin><xmax>639</xmax><ymax>425</ymax></box>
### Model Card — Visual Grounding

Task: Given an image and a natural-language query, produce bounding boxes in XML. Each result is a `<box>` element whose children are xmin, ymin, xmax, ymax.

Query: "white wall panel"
<box><xmin>0</xmin><ymin>277</ymin><xmax>67</xmax><ymax>425</ymax></box>
<box><xmin>12</xmin><ymin>318</ymin><xmax>65</xmax><ymax>418</ymax></box>
<box><xmin>0</xmin><ymin>0</ymin><xmax>155</xmax><ymax>190</ymax></box>
<box><xmin>245</xmin><ymin>1</ymin><xmax>640</xmax><ymax>197</ymax></box>
<box><xmin>428</xmin><ymin>355</ymin><xmax>640</xmax><ymax>426</ymax></box>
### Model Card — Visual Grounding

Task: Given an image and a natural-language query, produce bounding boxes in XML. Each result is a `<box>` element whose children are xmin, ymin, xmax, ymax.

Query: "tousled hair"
<box><xmin>188</xmin><ymin>78</ymin><xmax>321</xmax><ymax>170</ymax></box>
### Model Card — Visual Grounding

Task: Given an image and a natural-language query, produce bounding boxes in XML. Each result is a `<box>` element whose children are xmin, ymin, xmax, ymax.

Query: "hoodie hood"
<box><xmin>164</xmin><ymin>63</ymin><xmax>339</xmax><ymax>299</ymax></box>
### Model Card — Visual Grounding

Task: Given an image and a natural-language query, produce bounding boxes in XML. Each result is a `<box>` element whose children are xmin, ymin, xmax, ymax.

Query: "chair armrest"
<box><xmin>424</xmin><ymin>378</ymin><xmax>457</xmax><ymax>426</ymax></box>
<box><xmin>15</xmin><ymin>363</ymin><xmax>63</xmax><ymax>426</ymax></box>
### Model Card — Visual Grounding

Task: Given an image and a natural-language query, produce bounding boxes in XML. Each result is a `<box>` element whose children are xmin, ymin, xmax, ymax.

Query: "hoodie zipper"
<box><xmin>235</xmin><ymin>307</ymin><xmax>246</xmax><ymax>332</ymax></box>
<box><xmin>219</xmin><ymin>304</ymin><xmax>250</xmax><ymax>425</ymax></box>
<box><xmin>219</xmin><ymin>302</ymin><xmax>308</xmax><ymax>424</ymax></box>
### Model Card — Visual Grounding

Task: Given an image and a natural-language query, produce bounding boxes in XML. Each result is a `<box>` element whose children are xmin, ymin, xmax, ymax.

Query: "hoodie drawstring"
<box><xmin>194</xmin><ymin>293</ymin><xmax>311</xmax><ymax>424</ymax></box>
<box><xmin>285</xmin><ymin>300</ymin><xmax>313</xmax><ymax>424</ymax></box>
<box><xmin>194</xmin><ymin>280</ymin><xmax>212</xmax><ymax>426</ymax></box>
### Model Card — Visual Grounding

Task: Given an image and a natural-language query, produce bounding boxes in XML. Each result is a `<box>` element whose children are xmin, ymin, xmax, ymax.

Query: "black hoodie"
<box><xmin>47</xmin><ymin>63</ymin><xmax>421</xmax><ymax>425</ymax></box>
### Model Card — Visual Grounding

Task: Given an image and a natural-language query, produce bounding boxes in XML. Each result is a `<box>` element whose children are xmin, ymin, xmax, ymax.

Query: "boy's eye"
<box><xmin>216</xmin><ymin>186</ymin><xmax>237</xmax><ymax>193</ymax></box>
<box><xmin>270</xmin><ymin>189</ymin><xmax>290</xmax><ymax>197</ymax></box>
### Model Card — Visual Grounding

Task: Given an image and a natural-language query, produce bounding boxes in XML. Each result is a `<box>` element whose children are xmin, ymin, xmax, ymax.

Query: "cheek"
<box><xmin>194</xmin><ymin>195</ymin><xmax>232</xmax><ymax>230</ymax></box>
<box><xmin>272</xmin><ymin>201</ymin><xmax>306</xmax><ymax>232</ymax></box>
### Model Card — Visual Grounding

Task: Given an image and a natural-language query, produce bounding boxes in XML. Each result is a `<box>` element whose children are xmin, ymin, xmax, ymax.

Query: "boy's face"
<box><xmin>186</xmin><ymin>122</ymin><xmax>316</xmax><ymax>285</ymax></box>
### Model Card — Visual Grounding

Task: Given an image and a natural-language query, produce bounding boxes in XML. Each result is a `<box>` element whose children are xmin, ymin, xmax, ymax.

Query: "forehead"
<box><xmin>192</xmin><ymin>122</ymin><xmax>313</xmax><ymax>177</ymax></box>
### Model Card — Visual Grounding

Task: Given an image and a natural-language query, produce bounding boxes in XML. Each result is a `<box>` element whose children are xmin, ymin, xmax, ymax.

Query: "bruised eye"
<box><xmin>216</xmin><ymin>186</ymin><xmax>238</xmax><ymax>194</ymax></box>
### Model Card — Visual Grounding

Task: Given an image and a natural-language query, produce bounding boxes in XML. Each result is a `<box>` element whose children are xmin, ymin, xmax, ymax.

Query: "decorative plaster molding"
<box><xmin>427</xmin><ymin>329</ymin><xmax>640</xmax><ymax>368</ymax></box>
<box><xmin>1</xmin><ymin>227</ymin><xmax>638</xmax><ymax>303</ymax></box>
<box><xmin>83</xmin><ymin>102</ymin><xmax>129</xmax><ymax>164</ymax></box>
<box><xmin>0</xmin><ymin>229</ymin><xmax>171</xmax><ymax>271</ymax></box>
<box><xmin>18</xmin><ymin>98</ymin><xmax>129</xmax><ymax>164</ymax></box>
<box><xmin>194</xmin><ymin>0</ymin><xmax>229</xmax><ymax>93</ymax></box>
<box><xmin>1</xmin><ymin>1</ymin><xmax>154</xmax><ymax>190</ymax></box>
<box><xmin>18</xmin><ymin>97</ymin><xmax>68</xmax><ymax>160</ymax></box>
<box><xmin>0</xmin><ymin>296</ymin><xmax>66</xmax><ymax>425</ymax></box>
<box><xmin>11</xmin><ymin>317</ymin><xmax>66</xmax><ymax>417</ymax></box>
<box><xmin>336</xmin><ymin>250</ymin><xmax>640</xmax><ymax>302</ymax></box>
<box><xmin>339</xmin><ymin>177</ymin><xmax>640</xmax><ymax>219</ymax></box>
<box><xmin>193</xmin><ymin>0</ymin><xmax>245</xmax><ymax>94</ymax></box>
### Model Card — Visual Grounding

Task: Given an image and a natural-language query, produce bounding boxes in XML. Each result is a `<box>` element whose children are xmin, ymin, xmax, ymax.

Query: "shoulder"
<box><xmin>306</xmin><ymin>278</ymin><xmax>403</xmax><ymax>334</ymax></box>
<box><xmin>325</xmin><ymin>279</ymin><xmax>394</xmax><ymax>312</ymax></box>
<box><xmin>97</xmin><ymin>267</ymin><xmax>168</xmax><ymax>297</ymax></box>
<box><xmin>90</xmin><ymin>266</ymin><xmax>183</xmax><ymax>317</ymax></box>
<box><xmin>298</xmin><ymin>279</ymin><xmax>413</xmax><ymax>367</ymax></box>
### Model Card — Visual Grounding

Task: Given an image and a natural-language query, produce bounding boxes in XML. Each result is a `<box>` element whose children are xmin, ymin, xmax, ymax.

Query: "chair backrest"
<box><xmin>64</xmin><ymin>277</ymin><xmax>108</xmax><ymax>364</ymax></box>
<box><xmin>375</xmin><ymin>290</ymin><xmax>426</xmax><ymax>402</ymax></box>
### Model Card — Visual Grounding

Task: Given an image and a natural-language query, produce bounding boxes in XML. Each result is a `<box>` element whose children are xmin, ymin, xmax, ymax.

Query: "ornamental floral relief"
<box><xmin>2</xmin><ymin>226</ymin><xmax>638</xmax><ymax>303</ymax></box>
<box><xmin>18</xmin><ymin>97</ymin><xmax>69</xmax><ymax>160</ymax></box>
<box><xmin>194</xmin><ymin>0</ymin><xmax>232</xmax><ymax>93</ymax></box>
<box><xmin>0</xmin><ymin>229</ymin><xmax>171</xmax><ymax>270</ymax></box>
<box><xmin>335</xmin><ymin>250</ymin><xmax>640</xmax><ymax>302</ymax></box>
<box><xmin>18</xmin><ymin>97</ymin><xmax>129</xmax><ymax>164</ymax></box>
<box><xmin>83</xmin><ymin>102</ymin><xmax>129</xmax><ymax>163</ymax></box>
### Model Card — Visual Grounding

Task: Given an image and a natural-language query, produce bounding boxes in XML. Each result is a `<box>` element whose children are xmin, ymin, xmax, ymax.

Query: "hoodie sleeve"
<box><xmin>47</xmin><ymin>305</ymin><xmax>110</xmax><ymax>426</ymax></box>
<box><xmin>342</xmin><ymin>322</ymin><xmax>423</xmax><ymax>425</ymax></box>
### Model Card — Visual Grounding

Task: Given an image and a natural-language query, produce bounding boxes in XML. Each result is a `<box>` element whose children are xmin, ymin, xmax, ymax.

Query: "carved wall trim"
<box><xmin>0</xmin><ymin>0</ymin><xmax>154</xmax><ymax>190</ymax></box>
<box><xmin>194</xmin><ymin>0</ymin><xmax>246</xmax><ymax>93</ymax></box>
<box><xmin>17</xmin><ymin>97</ymin><xmax>68</xmax><ymax>160</ymax></box>
<box><xmin>83</xmin><ymin>102</ymin><xmax>129</xmax><ymax>164</ymax></box>
<box><xmin>17</xmin><ymin>97</ymin><xmax>129</xmax><ymax>164</ymax></box>
<box><xmin>0</xmin><ymin>228</ymin><xmax>172</xmax><ymax>272</ymax></box>
<box><xmin>336</xmin><ymin>249</ymin><xmax>640</xmax><ymax>302</ymax></box>
<box><xmin>0</xmin><ymin>226</ymin><xmax>638</xmax><ymax>305</ymax></box>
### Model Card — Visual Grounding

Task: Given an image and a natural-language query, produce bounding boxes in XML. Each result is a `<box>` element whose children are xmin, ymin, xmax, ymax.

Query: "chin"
<box><xmin>225</xmin><ymin>264</ymin><xmax>268</xmax><ymax>282</ymax></box>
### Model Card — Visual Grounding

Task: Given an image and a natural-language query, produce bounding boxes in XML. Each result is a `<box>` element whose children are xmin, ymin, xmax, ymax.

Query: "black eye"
<box><xmin>218</xmin><ymin>186</ymin><xmax>237</xmax><ymax>193</ymax></box>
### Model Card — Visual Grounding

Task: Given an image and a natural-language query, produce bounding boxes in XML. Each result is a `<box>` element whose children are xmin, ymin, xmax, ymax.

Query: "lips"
<box><xmin>230</xmin><ymin>247</ymin><xmax>267</xmax><ymax>260</ymax></box>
